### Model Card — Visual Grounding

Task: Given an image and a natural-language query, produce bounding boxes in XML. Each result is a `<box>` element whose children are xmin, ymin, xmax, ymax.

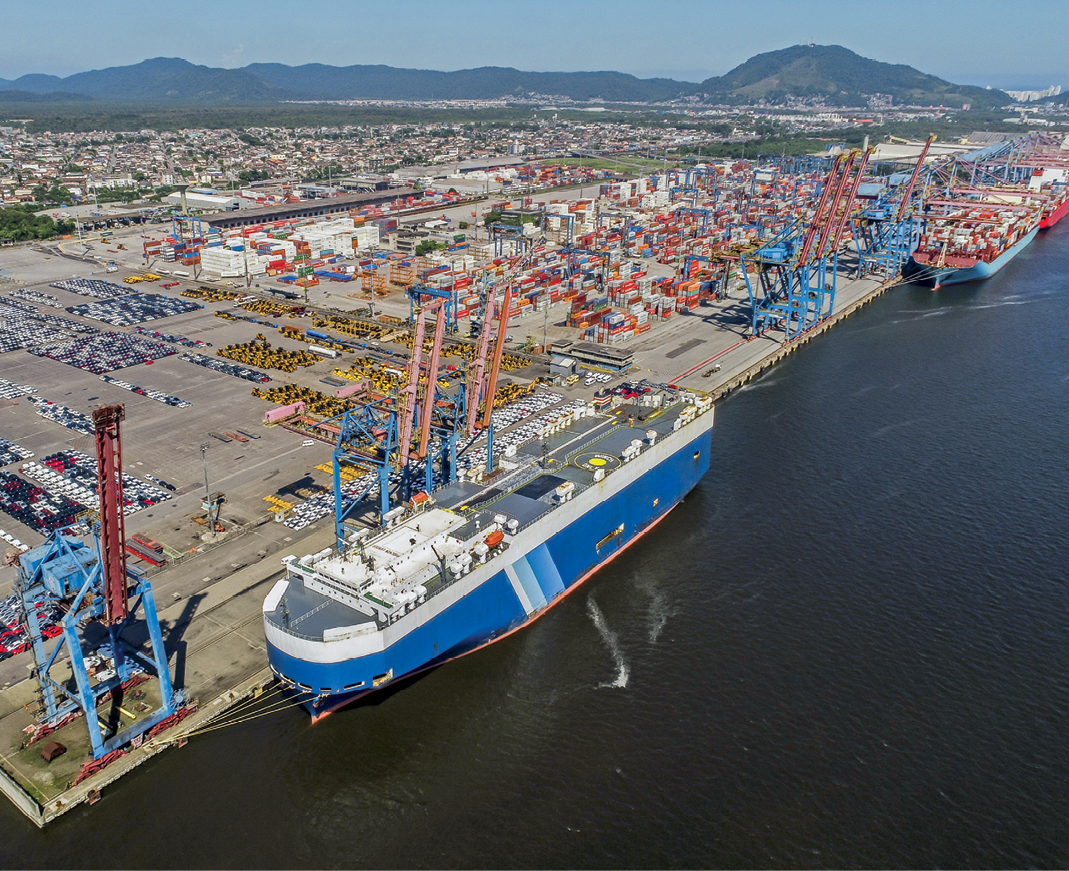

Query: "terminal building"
<box><xmin>559</xmin><ymin>342</ymin><xmax>634</xmax><ymax>372</ymax></box>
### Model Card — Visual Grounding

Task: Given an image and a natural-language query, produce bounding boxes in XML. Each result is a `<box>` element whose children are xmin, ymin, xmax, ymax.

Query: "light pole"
<box><xmin>200</xmin><ymin>442</ymin><xmax>215</xmax><ymax>540</ymax></box>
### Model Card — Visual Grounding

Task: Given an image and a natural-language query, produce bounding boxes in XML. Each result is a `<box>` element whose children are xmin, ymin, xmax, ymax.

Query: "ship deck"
<box><xmin>265</xmin><ymin>392</ymin><xmax>695</xmax><ymax>637</ymax></box>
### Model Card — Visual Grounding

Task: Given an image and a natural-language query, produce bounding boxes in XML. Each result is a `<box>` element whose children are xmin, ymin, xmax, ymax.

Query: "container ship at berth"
<box><xmin>263</xmin><ymin>388</ymin><xmax>714</xmax><ymax>719</ymax></box>
<box><xmin>904</xmin><ymin>195</ymin><xmax>1042</xmax><ymax>288</ymax></box>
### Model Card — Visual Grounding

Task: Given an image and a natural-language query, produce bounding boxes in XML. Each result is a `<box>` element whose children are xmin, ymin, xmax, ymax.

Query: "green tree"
<box><xmin>32</xmin><ymin>185</ymin><xmax>73</xmax><ymax>206</ymax></box>
<box><xmin>414</xmin><ymin>239</ymin><xmax>446</xmax><ymax>256</ymax></box>
<box><xmin>0</xmin><ymin>206</ymin><xmax>72</xmax><ymax>242</ymax></box>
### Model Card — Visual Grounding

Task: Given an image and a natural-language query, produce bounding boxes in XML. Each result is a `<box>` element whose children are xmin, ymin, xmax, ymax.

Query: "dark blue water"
<box><xmin>3</xmin><ymin>225</ymin><xmax>1069</xmax><ymax>869</ymax></box>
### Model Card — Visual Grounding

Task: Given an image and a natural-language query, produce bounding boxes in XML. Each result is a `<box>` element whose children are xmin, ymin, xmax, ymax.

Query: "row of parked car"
<box><xmin>0</xmin><ymin>469</ymin><xmax>83</xmax><ymax>536</ymax></box>
<box><xmin>0</xmin><ymin>302</ymin><xmax>96</xmax><ymax>354</ymax></box>
<box><xmin>26</xmin><ymin>450</ymin><xmax>173</xmax><ymax>514</ymax></box>
<box><xmin>133</xmin><ymin>325</ymin><xmax>207</xmax><ymax>348</ymax></box>
<box><xmin>179</xmin><ymin>351</ymin><xmax>272</xmax><ymax>384</ymax></box>
<box><xmin>464</xmin><ymin>395</ymin><xmax>586</xmax><ymax>472</ymax></box>
<box><xmin>0</xmin><ymin>593</ymin><xmax>63</xmax><ymax>662</ymax></box>
<box><xmin>0</xmin><ymin>299</ymin><xmax>97</xmax><ymax>334</ymax></box>
<box><xmin>0</xmin><ymin>529</ymin><xmax>31</xmax><ymax>553</ymax></box>
<box><xmin>0</xmin><ymin>378</ymin><xmax>36</xmax><ymax>401</ymax></box>
<box><xmin>27</xmin><ymin>397</ymin><xmax>95</xmax><ymax>436</ymax></box>
<box><xmin>7</xmin><ymin>288</ymin><xmax>64</xmax><ymax>308</ymax></box>
<box><xmin>0</xmin><ymin>437</ymin><xmax>34</xmax><ymax>467</ymax></box>
<box><xmin>99</xmin><ymin>374</ymin><xmax>191</xmax><ymax>408</ymax></box>
<box><xmin>610</xmin><ymin>380</ymin><xmax>660</xmax><ymax>400</ymax></box>
<box><xmin>29</xmin><ymin>331</ymin><xmax>176</xmax><ymax>374</ymax></box>
<box><xmin>66</xmin><ymin>293</ymin><xmax>202</xmax><ymax>327</ymax></box>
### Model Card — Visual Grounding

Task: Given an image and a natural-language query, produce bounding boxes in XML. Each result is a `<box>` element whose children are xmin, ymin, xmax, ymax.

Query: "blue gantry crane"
<box><xmin>406</xmin><ymin>282</ymin><xmax>461</xmax><ymax>334</ymax></box>
<box><xmin>741</xmin><ymin>148</ymin><xmax>872</xmax><ymax>340</ymax></box>
<box><xmin>852</xmin><ymin>134</ymin><xmax>936</xmax><ymax>278</ymax></box>
<box><xmin>330</xmin><ymin>279</ymin><xmax>515</xmax><ymax>546</ymax></box>
<box><xmin>540</xmin><ymin>210</ymin><xmax>575</xmax><ymax>246</ymax></box>
<box><xmin>16</xmin><ymin>405</ymin><xmax>178</xmax><ymax>760</ymax></box>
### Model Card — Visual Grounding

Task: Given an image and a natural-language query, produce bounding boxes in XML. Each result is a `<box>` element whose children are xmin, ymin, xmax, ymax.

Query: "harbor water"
<box><xmin>2</xmin><ymin>224</ymin><xmax>1068</xmax><ymax>868</ymax></box>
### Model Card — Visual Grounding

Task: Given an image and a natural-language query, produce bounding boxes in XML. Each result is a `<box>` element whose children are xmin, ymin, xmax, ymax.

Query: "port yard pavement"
<box><xmin>626</xmin><ymin>270</ymin><xmax>887</xmax><ymax>390</ymax></box>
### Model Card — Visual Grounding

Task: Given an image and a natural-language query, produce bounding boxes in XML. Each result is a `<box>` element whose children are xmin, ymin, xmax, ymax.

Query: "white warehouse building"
<box><xmin>163</xmin><ymin>192</ymin><xmax>240</xmax><ymax>212</ymax></box>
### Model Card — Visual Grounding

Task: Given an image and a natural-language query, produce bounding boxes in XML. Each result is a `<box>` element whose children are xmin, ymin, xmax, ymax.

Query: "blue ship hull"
<box><xmin>267</xmin><ymin>426</ymin><xmax>712</xmax><ymax>718</ymax></box>
<box><xmin>904</xmin><ymin>226</ymin><xmax>1038</xmax><ymax>288</ymax></box>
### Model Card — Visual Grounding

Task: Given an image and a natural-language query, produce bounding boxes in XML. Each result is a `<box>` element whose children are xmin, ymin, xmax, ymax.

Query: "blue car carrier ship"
<box><xmin>263</xmin><ymin>388</ymin><xmax>714</xmax><ymax>719</ymax></box>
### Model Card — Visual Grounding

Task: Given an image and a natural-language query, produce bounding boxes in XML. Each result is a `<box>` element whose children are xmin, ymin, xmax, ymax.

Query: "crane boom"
<box><xmin>895</xmin><ymin>134</ymin><xmax>936</xmax><ymax>222</ymax></box>
<box><xmin>465</xmin><ymin>297</ymin><xmax>496</xmax><ymax>436</ymax></box>
<box><xmin>396</xmin><ymin>309</ymin><xmax>428</xmax><ymax>466</ymax></box>
<box><xmin>812</xmin><ymin>151</ymin><xmax>856</xmax><ymax>263</ymax></box>
<box><xmin>480</xmin><ymin>284</ymin><xmax>514</xmax><ymax>430</ymax></box>
<box><xmin>797</xmin><ymin>154</ymin><xmax>844</xmax><ymax>264</ymax></box>
<box><xmin>417</xmin><ymin>303</ymin><xmax>447</xmax><ymax>458</ymax></box>
<box><xmin>826</xmin><ymin>148</ymin><xmax>873</xmax><ymax>255</ymax></box>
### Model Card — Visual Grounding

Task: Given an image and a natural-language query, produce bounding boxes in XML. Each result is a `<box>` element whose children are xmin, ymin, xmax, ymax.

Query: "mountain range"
<box><xmin>0</xmin><ymin>46</ymin><xmax>1013</xmax><ymax>108</ymax></box>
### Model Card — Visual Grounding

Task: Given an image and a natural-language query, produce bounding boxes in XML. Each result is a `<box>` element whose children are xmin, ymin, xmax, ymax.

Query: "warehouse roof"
<box><xmin>205</xmin><ymin>189</ymin><xmax>419</xmax><ymax>229</ymax></box>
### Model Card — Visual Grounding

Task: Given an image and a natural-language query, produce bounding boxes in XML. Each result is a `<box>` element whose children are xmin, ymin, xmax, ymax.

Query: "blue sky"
<box><xmin>2</xmin><ymin>0</ymin><xmax>1063</xmax><ymax>90</ymax></box>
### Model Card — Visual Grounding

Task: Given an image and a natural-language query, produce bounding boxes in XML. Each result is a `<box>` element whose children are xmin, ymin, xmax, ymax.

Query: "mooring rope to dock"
<box><xmin>167</xmin><ymin>690</ymin><xmax>316</xmax><ymax>743</ymax></box>
<box><xmin>208</xmin><ymin>682</ymin><xmax>288</xmax><ymax>719</ymax></box>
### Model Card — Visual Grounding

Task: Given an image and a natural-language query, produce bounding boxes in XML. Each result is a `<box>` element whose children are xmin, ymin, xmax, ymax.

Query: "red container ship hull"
<box><xmin>1039</xmin><ymin>192</ymin><xmax>1069</xmax><ymax>229</ymax></box>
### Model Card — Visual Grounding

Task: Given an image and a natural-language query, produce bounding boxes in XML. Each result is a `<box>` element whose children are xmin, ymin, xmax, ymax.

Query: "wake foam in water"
<box><xmin>587</xmin><ymin>596</ymin><xmax>629</xmax><ymax>688</ymax></box>
<box><xmin>738</xmin><ymin>378</ymin><xmax>781</xmax><ymax>393</ymax></box>
<box><xmin>636</xmin><ymin>578</ymin><xmax>673</xmax><ymax>643</ymax></box>
<box><xmin>648</xmin><ymin>590</ymin><xmax>670</xmax><ymax>643</ymax></box>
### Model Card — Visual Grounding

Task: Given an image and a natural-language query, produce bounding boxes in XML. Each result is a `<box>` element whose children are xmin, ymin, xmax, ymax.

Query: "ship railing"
<box><xmin>492</xmin><ymin>464</ymin><xmax>545</xmax><ymax>496</ymax></box>
<box><xmin>516</xmin><ymin>505</ymin><xmax>557</xmax><ymax>533</ymax></box>
<box><xmin>263</xmin><ymin>612</ymin><xmax>325</xmax><ymax>642</ymax></box>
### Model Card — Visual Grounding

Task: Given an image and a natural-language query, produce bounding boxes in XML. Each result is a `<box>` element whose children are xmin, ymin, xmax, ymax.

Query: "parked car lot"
<box><xmin>0</xmin><ymin>438</ymin><xmax>34</xmax><ymax>467</ymax></box>
<box><xmin>0</xmin><ymin>469</ymin><xmax>83</xmax><ymax>536</ymax></box>
<box><xmin>24</xmin><ymin>450</ymin><xmax>172</xmax><ymax>514</ymax></box>
<box><xmin>49</xmin><ymin>278</ymin><xmax>135</xmax><ymax>300</ymax></box>
<box><xmin>29</xmin><ymin>331</ymin><xmax>176</xmax><ymax>374</ymax></box>
<box><xmin>27</xmin><ymin>397</ymin><xmax>96</xmax><ymax>435</ymax></box>
<box><xmin>66</xmin><ymin>293</ymin><xmax>201</xmax><ymax>327</ymax></box>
